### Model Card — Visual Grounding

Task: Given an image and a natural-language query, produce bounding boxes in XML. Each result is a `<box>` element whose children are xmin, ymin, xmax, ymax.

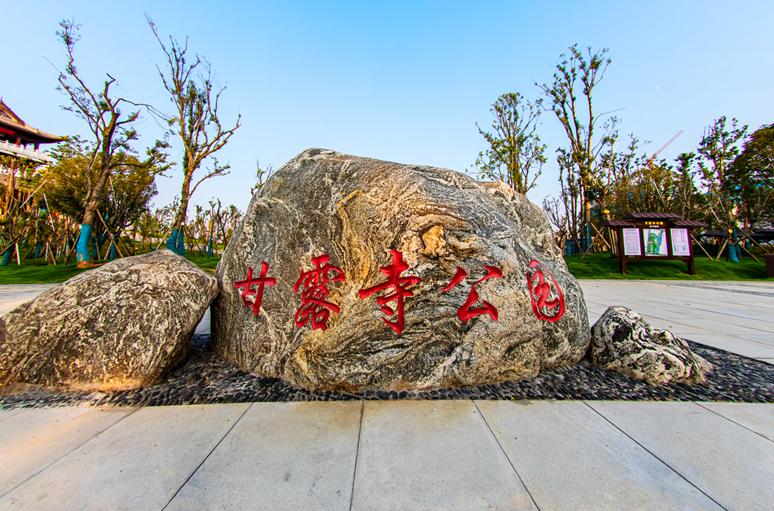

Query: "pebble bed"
<box><xmin>1</xmin><ymin>335</ymin><xmax>772</xmax><ymax>408</ymax></box>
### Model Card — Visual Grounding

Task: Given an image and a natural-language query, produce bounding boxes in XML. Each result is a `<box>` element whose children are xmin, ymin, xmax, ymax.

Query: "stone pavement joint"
<box><xmin>588</xmin><ymin>401</ymin><xmax>774</xmax><ymax>511</ymax></box>
<box><xmin>1</xmin><ymin>401</ymin><xmax>772</xmax><ymax>510</ymax></box>
<box><xmin>582</xmin><ymin>401</ymin><xmax>727</xmax><ymax>510</ymax></box>
<box><xmin>0</xmin><ymin>406</ymin><xmax>139</xmax><ymax>499</ymax></box>
<box><xmin>161</xmin><ymin>403</ymin><xmax>253</xmax><ymax>510</ymax></box>
<box><xmin>347</xmin><ymin>400</ymin><xmax>364</xmax><ymax>511</ymax></box>
<box><xmin>473</xmin><ymin>400</ymin><xmax>541</xmax><ymax>510</ymax></box>
<box><xmin>696</xmin><ymin>403</ymin><xmax>774</xmax><ymax>443</ymax></box>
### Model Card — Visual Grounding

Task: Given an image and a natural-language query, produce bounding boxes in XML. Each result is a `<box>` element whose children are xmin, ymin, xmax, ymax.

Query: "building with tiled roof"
<box><xmin>0</xmin><ymin>98</ymin><xmax>64</xmax><ymax>169</ymax></box>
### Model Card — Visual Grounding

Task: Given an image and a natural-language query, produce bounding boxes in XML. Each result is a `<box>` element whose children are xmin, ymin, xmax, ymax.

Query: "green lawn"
<box><xmin>565</xmin><ymin>252</ymin><xmax>770</xmax><ymax>280</ymax></box>
<box><xmin>0</xmin><ymin>251</ymin><xmax>768</xmax><ymax>284</ymax></box>
<box><xmin>186</xmin><ymin>253</ymin><xmax>220</xmax><ymax>272</ymax></box>
<box><xmin>0</xmin><ymin>253</ymin><xmax>221</xmax><ymax>285</ymax></box>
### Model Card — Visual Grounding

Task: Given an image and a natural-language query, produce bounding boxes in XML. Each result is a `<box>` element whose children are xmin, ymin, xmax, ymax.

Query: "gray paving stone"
<box><xmin>699</xmin><ymin>402</ymin><xmax>774</xmax><ymax>442</ymax></box>
<box><xmin>0</xmin><ymin>406</ymin><xmax>133</xmax><ymax>496</ymax></box>
<box><xmin>350</xmin><ymin>400</ymin><xmax>537</xmax><ymax>511</ymax></box>
<box><xmin>166</xmin><ymin>402</ymin><xmax>361</xmax><ymax>511</ymax></box>
<box><xmin>0</xmin><ymin>284</ymin><xmax>54</xmax><ymax>315</ymax></box>
<box><xmin>0</xmin><ymin>408</ymin><xmax>21</xmax><ymax>423</ymax></box>
<box><xmin>476</xmin><ymin>400</ymin><xmax>722</xmax><ymax>510</ymax></box>
<box><xmin>0</xmin><ymin>403</ymin><xmax>248</xmax><ymax>511</ymax></box>
<box><xmin>580</xmin><ymin>280</ymin><xmax>774</xmax><ymax>361</ymax></box>
<box><xmin>588</xmin><ymin>401</ymin><xmax>774</xmax><ymax>511</ymax></box>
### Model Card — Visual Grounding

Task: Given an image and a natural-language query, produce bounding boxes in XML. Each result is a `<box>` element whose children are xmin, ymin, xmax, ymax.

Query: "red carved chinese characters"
<box><xmin>358</xmin><ymin>250</ymin><xmax>420</xmax><ymax>334</ymax></box>
<box><xmin>525</xmin><ymin>259</ymin><xmax>565</xmax><ymax>322</ymax></box>
<box><xmin>233</xmin><ymin>262</ymin><xmax>277</xmax><ymax>316</ymax></box>
<box><xmin>442</xmin><ymin>265</ymin><xmax>503</xmax><ymax>322</ymax></box>
<box><xmin>294</xmin><ymin>254</ymin><xmax>346</xmax><ymax>330</ymax></box>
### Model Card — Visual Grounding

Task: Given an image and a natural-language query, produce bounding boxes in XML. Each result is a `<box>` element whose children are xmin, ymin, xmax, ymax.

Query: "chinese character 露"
<box><xmin>359</xmin><ymin>250</ymin><xmax>420</xmax><ymax>335</ymax></box>
<box><xmin>525</xmin><ymin>259</ymin><xmax>565</xmax><ymax>322</ymax></box>
<box><xmin>233</xmin><ymin>262</ymin><xmax>276</xmax><ymax>317</ymax></box>
<box><xmin>294</xmin><ymin>254</ymin><xmax>346</xmax><ymax>330</ymax></box>
<box><xmin>442</xmin><ymin>265</ymin><xmax>503</xmax><ymax>322</ymax></box>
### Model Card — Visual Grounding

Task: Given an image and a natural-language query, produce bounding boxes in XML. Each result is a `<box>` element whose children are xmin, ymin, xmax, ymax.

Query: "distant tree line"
<box><xmin>475</xmin><ymin>44</ymin><xmax>773</xmax><ymax>256</ymax></box>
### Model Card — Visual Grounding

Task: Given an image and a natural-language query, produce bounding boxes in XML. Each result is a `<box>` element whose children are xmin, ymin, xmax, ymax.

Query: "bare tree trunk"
<box><xmin>166</xmin><ymin>170</ymin><xmax>192</xmax><ymax>255</ymax></box>
<box><xmin>76</xmin><ymin>155</ymin><xmax>112</xmax><ymax>267</ymax></box>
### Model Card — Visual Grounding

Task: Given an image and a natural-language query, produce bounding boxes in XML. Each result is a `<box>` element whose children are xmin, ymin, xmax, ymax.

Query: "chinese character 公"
<box><xmin>442</xmin><ymin>265</ymin><xmax>502</xmax><ymax>322</ymax></box>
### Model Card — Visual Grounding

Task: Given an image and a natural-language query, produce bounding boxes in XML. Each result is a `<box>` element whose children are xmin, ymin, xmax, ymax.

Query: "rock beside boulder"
<box><xmin>590</xmin><ymin>306</ymin><xmax>712</xmax><ymax>384</ymax></box>
<box><xmin>0</xmin><ymin>250</ymin><xmax>218</xmax><ymax>391</ymax></box>
<box><xmin>213</xmin><ymin>148</ymin><xmax>590</xmax><ymax>392</ymax></box>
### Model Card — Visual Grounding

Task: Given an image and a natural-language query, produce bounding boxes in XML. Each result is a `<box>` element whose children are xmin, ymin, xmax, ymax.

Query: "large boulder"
<box><xmin>590</xmin><ymin>306</ymin><xmax>712</xmax><ymax>384</ymax></box>
<box><xmin>0</xmin><ymin>250</ymin><xmax>218</xmax><ymax>391</ymax></box>
<box><xmin>213</xmin><ymin>148</ymin><xmax>590</xmax><ymax>391</ymax></box>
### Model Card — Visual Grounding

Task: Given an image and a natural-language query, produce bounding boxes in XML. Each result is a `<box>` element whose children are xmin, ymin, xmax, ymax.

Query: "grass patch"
<box><xmin>566</xmin><ymin>252</ymin><xmax>769</xmax><ymax>280</ymax></box>
<box><xmin>0</xmin><ymin>253</ymin><xmax>221</xmax><ymax>285</ymax></box>
<box><xmin>0</xmin><ymin>251</ymin><xmax>766</xmax><ymax>284</ymax></box>
<box><xmin>186</xmin><ymin>253</ymin><xmax>220</xmax><ymax>272</ymax></box>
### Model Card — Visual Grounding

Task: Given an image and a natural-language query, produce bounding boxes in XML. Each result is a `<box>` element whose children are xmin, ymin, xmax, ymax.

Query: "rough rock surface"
<box><xmin>0</xmin><ymin>250</ymin><xmax>218</xmax><ymax>391</ymax></box>
<box><xmin>590</xmin><ymin>306</ymin><xmax>712</xmax><ymax>384</ymax></box>
<box><xmin>213</xmin><ymin>148</ymin><xmax>590</xmax><ymax>392</ymax></box>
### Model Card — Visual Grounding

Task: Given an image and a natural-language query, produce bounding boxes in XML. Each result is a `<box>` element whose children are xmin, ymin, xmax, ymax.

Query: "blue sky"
<box><xmin>4</xmin><ymin>1</ymin><xmax>773</xmax><ymax>212</ymax></box>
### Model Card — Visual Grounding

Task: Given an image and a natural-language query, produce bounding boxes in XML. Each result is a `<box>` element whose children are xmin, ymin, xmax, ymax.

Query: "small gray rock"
<box><xmin>0</xmin><ymin>249</ymin><xmax>218</xmax><ymax>391</ymax></box>
<box><xmin>590</xmin><ymin>306</ymin><xmax>712</xmax><ymax>384</ymax></box>
<box><xmin>213</xmin><ymin>148</ymin><xmax>590</xmax><ymax>392</ymax></box>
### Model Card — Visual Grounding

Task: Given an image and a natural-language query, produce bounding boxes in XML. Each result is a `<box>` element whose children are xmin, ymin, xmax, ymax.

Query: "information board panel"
<box><xmin>622</xmin><ymin>228</ymin><xmax>642</xmax><ymax>256</ymax></box>
<box><xmin>643</xmin><ymin>228</ymin><xmax>668</xmax><ymax>256</ymax></box>
<box><xmin>670</xmin><ymin>228</ymin><xmax>691</xmax><ymax>256</ymax></box>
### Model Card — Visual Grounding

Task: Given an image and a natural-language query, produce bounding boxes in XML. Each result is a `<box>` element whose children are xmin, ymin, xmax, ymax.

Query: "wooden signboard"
<box><xmin>606</xmin><ymin>214</ymin><xmax>705</xmax><ymax>275</ymax></box>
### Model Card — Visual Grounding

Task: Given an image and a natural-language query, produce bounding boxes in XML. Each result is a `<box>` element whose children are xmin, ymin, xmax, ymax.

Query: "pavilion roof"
<box><xmin>0</xmin><ymin>99</ymin><xmax>64</xmax><ymax>144</ymax></box>
<box><xmin>624</xmin><ymin>212</ymin><xmax>683</xmax><ymax>221</ymax></box>
<box><xmin>604</xmin><ymin>216</ymin><xmax>707</xmax><ymax>229</ymax></box>
<box><xmin>604</xmin><ymin>219</ymin><xmax>638</xmax><ymax>228</ymax></box>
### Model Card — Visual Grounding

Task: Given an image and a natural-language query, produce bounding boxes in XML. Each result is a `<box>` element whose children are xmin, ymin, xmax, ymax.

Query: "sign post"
<box><xmin>606</xmin><ymin>213</ymin><xmax>705</xmax><ymax>275</ymax></box>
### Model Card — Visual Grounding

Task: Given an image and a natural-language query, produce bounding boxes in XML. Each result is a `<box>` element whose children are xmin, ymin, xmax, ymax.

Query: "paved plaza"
<box><xmin>582</xmin><ymin>280</ymin><xmax>774</xmax><ymax>364</ymax></box>
<box><xmin>0</xmin><ymin>280</ymin><xmax>772</xmax><ymax>510</ymax></box>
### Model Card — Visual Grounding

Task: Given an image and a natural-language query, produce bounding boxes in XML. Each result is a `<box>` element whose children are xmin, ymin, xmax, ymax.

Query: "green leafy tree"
<box><xmin>0</xmin><ymin>155</ymin><xmax>40</xmax><ymax>265</ymax></box>
<box><xmin>600</xmin><ymin>134</ymin><xmax>641</xmax><ymax>218</ymax></box>
<box><xmin>673</xmin><ymin>152</ymin><xmax>700</xmax><ymax>220</ymax></box>
<box><xmin>697</xmin><ymin>116</ymin><xmax>748</xmax><ymax>231</ymax></box>
<box><xmin>41</xmin><ymin>136</ymin><xmax>166</xmax><ymax>258</ymax></box>
<box><xmin>729</xmin><ymin>123</ymin><xmax>774</xmax><ymax>228</ymax></box>
<box><xmin>475</xmin><ymin>92</ymin><xmax>546</xmax><ymax>194</ymax></box>
<box><xmin>538</xmin><ymin>44</ymin><xmax>618</xmax><ymax>251</ymax></box>
<box><xmin>147</xmin><ymin>16</ymin><xmax>241</xmax><ymax>256</ymax></box>
<box><xmin>56</xmin><ymin>19</ymin><xmax>142</xmax><ymax>267</ymax></box>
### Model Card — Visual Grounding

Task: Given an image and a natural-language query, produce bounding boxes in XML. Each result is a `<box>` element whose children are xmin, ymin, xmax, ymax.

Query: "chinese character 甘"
<box><xmin>233</xmin><ymin>262</ymin><xmax>277</xmax><ymax>316</ymax></box>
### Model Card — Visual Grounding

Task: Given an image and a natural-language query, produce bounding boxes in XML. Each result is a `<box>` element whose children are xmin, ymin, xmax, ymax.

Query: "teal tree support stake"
<box><xmin>166</xmin><ymin>227</ymin><xmax>179</xmax><ymax>253</ymax></box>
<box><xmin>75</xmin><ymin>223</ymin><xmax>92</xmax><ymax>264</ymax></box>
<box><xmin>176</xmin><ymin>227</ymin><xmax>186</xmax><ymax>257</ymax></box>
<box><xmin>108</xmin><ymin>235</ymin><xmax>118</xmax><ymax>260</ymax></box>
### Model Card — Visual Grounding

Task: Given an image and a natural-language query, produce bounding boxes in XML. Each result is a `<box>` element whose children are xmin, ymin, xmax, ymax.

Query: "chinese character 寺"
<box><xmin>525</xmin><ymin>259</ymin><xmax>565</xmax><ymax>322</ymax></box>
<box><xmin>442</xmin><ymin>265</ymin><xmax>503</xmax><ymax>322</ymax></box>
<box><xmin>294</xmin><ymin>254</ymin><xmax>346</xmax><ymax>330</ymax></box>
<box><xmin>233</xmin><ymin>262</ymin><xmax>276</xmax><ymax>317</ymax></box>
<box><xmin>359</xmin><ymin>250</ymin><xmax>420</xmax><ymax>335</ymax></box>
